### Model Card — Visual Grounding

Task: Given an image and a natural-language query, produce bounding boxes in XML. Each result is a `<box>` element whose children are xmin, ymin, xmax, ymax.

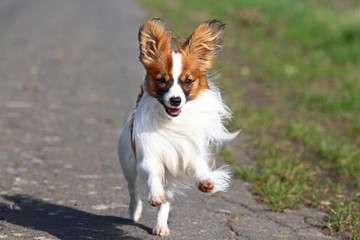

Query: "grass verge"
<box><xmin>138</xmin><ymin>0</ymin><xmax>360</xmax><ymax>238</ymax></box>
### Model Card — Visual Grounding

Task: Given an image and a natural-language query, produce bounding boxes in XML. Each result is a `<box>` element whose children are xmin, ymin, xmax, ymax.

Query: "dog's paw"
<box><xmin>152</xmin><ymin>225</ymin><xmax>170</xmax><ymax>236</ymax></box>
<box><xmin>148</xmin><ymin>194</ymin><xmax>165</xmax><ymax>207</ymax></box>
<box><xmin>197</xmin><ymin>179</ymin><xmax>214</xmax><ymax>193</ymax></box>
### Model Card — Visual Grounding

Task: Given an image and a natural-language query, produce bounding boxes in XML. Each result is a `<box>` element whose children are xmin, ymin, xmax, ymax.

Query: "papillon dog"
<box><xmin>118</xmin><ymin>19</ymin><xmax>238</xmax><ymax>236</ymax></box>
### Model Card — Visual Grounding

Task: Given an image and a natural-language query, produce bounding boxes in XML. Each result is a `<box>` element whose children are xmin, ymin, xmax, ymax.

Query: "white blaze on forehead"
<box><xmin>172</xmin><ymin>51</ymin><xmax>182</xmax><ymax>81</ymax></box>
<box><xmin>164</xmin><ymin>51</ymin><xmax>186</xmax><ymax>108</ymax></box>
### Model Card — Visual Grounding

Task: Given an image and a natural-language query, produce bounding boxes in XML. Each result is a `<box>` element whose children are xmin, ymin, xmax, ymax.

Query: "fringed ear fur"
<box><xmin>180</xmin><ymin>19</ymin><xmax>225</xmax><ymax>72</ymax></box>
<box><xmin>138</xmin><ymin>19</ymin><xmax>172</xmax><ymax>68</ymax></box>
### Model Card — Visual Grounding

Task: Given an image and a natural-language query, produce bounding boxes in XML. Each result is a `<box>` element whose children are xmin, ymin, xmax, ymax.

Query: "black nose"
<box><xmin>170</xmin><ymin>97</ymin><xmax>181</xmax><ymax>107</ymax></box>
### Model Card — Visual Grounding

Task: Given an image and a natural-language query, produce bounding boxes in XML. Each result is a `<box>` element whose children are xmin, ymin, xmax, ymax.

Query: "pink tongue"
<box><xmin>168</xmin><ymin>108</ymin><xmax>181</xmax><ymax>115</ymax></box>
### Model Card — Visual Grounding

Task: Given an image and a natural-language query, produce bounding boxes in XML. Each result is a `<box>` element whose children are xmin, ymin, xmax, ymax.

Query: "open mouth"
<box><xmin>165</xmin><ymin>106</ymin><xmax>181</xmax><ymax>117</ymax></box>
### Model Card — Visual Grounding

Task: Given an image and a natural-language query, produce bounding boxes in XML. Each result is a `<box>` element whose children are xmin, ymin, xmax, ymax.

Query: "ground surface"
<box><xmin>0</xmin><ymin>0</ymin><xmax>341</xmax><ymax>239</ymax></box>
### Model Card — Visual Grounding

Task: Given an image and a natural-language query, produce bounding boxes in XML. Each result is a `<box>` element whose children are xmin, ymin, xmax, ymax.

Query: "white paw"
<box><xmin>129</xmin><ymin>200</ymin><xmax>142</xmax><ymax>222</ymax></box>
<box><xmin>148</xmin><ymin>193</ymin><xmax>165</xmax><ymax>207</ymax></box>
<box><xmin>152</xmin><ymin>225</ymin><xmax>170</xmax><ymax>236</ymax></box>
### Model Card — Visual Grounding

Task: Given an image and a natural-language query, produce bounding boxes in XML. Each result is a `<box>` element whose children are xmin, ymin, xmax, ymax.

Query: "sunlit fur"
<box><xmin>118</xmin><ymin>19</ymin><xmax>238</xmax><ymax>236</ymax></box>
<box><xmin>180</xmin><ymin>19</ymin><xmax>225</xmax><ymax>72</ymax></box>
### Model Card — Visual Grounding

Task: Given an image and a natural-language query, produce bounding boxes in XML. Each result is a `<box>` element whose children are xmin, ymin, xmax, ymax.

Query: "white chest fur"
<box><xmin>132</xmin><ymin>85</ymin><xmax>237</xmax><ymax>178</ymax></box>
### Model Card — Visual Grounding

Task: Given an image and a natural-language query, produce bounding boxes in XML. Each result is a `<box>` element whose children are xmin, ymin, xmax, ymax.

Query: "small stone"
<box><xmin>11</xmin><ymin>187</ymin><xmax>23</xmax><ymax>192</ymax></box>
<box><xmin>77</xmin><ymin>175</ymin><xmax>100</xmax><ymax>179</ymax></box>
<box><xmin>5</xmin><ymin>101</ymin><xmax>34</xmax><ymax>109</ymax></box>
<box><xmin>32</xmin><ymin>158</ymin><xmax>45</xmax><ymax>164</ymax></box>
<box><xmin>92</xmin><ymin>204</ymin><xmax>109</xmax><ymax>210</ymax></box>
<box><xmin>35</xmin><ymin>237</ymin><xmax>54</xmax><ymax>240</ymax></box>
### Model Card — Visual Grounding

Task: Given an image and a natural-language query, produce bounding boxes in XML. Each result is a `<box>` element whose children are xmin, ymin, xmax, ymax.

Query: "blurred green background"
<box><xmin>139</xmin><ymin>0</ymin><xmax>360</xmax><ymax>239</ymax></box>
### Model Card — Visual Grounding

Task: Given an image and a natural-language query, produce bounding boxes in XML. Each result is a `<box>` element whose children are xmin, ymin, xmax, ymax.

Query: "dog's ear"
<box><xmin>138</xmin><ymin>19</ymin><xmax>172</xmax><ymax>68</ymax></box>
<box><xmin>181</xmin><ymin>19</ymin><xmax>225</xmax><ymax>72</ymax></box>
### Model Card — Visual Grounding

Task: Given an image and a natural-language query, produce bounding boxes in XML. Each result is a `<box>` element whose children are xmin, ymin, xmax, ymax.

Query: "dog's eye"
<box><xmin>156</xmin><ymin>78</ymin><xmax>166</xmax><ymax>85</ymax></box>
<box><xmin>184</xmin><ymin>78</ymin><xmax>193</xmax><ymax>86</ymax></box>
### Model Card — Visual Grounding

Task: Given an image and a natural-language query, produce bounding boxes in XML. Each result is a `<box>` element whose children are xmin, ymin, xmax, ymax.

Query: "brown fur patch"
<box><xmin>143</xmin><ymin>54</ymin><xmax>173</xmax><ymax>98</ymax></box>
<box><xmin>138</xmin><ymin>19</ymin><xmax>173</xmax><ymax>97</ymax></box>
<box><xmin>130</xmin><ymin>85</ymin><xmax>145</xmax><ymax>161</ymax></box>
<box><xmin>138</xmin><ymin>20</ymin><xmax>172</xmax><ymax>67</ymax></box>
<box><xmin>180</xmin><ymin>57</ymin><xmax>210</xmax><ymax>99</ymax></box>
<box><xmin>177</xmin><ymin>20</ymin><xmax>225</xmax><ymax>99</ymax></box>
<box><xmin>179</xmin><ymin>20</ymin><xmax>225</xmax><ymax>72</ymax></box>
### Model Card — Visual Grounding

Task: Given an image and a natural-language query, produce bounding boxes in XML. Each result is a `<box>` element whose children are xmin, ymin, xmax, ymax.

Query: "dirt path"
<box><xmin>0</xmin><ymin>0</ymin><xmax>340</xmax><ymax>239</ymax></box>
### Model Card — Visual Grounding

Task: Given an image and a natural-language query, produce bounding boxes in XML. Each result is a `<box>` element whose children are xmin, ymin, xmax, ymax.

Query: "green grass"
<box><xmin>138</xmin><ymin>0</ymin><xmax>360</xmax><ymax>238</ymax></box>
<box><xmin>330</xmin><ymin>194</ymin><xmax>360</xmax><ymax>239</ymax></box>
<box><xmin>217</xmin><ymin>147</ymin><xmax>237</xmax><ymax>165</ymax></box>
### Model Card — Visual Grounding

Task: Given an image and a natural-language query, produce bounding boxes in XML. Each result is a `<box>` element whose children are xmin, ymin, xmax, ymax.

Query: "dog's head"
<box><xmin>138</xmin><ymin>19</ymin><xmax>225</xmax><ymax>117</ymax></box>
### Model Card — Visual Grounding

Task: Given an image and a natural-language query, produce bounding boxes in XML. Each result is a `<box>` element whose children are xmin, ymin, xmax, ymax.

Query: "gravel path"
<box><xmin>0</xmin><ymin>0</ymin><xmax>340</xmax><ymax>239</ymax></box>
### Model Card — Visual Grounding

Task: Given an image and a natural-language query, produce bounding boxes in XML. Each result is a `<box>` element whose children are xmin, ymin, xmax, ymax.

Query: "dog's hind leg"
<box><xmin>119</xmin><ymin>153</ymin><xmax>142</xmax><ymax>221</ymax></box>
<box><xmin>127</xmin><ymin>174</ymin><xmax>142</xmax><ymax>222</ymax></box>
<box><xmin>119</xmin><ymin>151</ymin><xmax>142</xmax><ymax>222</ymax></box>
<box><xmin>152</xmin><ymin>201</ymin><xmax>170</xmax><ymax>236</ymax></box>
<box><xmin>119</xmin><ymin>155</ymin><xmax>143</xmax><ymax>221</ymax></box>
<box><xmin>118</xmin><ymin>119</ymin><xmax>143</xmax><ymax>222</ymax></box>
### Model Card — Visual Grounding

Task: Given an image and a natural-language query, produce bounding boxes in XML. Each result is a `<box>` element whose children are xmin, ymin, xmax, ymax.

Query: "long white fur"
<box><xmin>118</xmin><ymin>51</ymin><xmax>238</xmax><ymax>235</ymax></box>
<box><xmin>133</xmin><ymin>82</ymin><xmax>237</xmax><ymax>190</ymax></box>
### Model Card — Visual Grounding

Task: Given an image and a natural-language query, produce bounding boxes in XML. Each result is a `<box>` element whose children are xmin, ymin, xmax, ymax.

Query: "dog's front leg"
<box><xmin>187</xmin><ymin>158</ymin><xmax>214</xmax><ymax>193</ymax></box>
<box><xmin>152</xmin><ymin>201</ymin><xmax>171</xmax><ymax>236</ymax></box>
<box><xmin>137</xmin><ymin>159</ymin><xmax>166</xmax><ymax>207</ymax></box>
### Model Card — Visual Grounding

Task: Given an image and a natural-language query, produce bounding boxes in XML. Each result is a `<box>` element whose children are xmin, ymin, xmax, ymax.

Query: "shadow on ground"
<box><xmin>0</xmin><ymin>195</ymin><xmax>151</xmax><ymax>240</ymax></box>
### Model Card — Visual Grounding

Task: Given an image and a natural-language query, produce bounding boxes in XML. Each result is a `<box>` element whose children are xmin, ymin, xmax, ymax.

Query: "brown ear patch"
<box><xmin>179</xmin><ymin>19</ymin><xmax>225</xmax><ymax>72</ymax></box>
<box><xmin>138</xmin><ymin>19</ymin><xmax>173</xmax><ymax>97</ymax></box>
<box><xmin>138</xmin><ymin>19</ymin><xmax>172</xmax><ymax>68</ymax></box>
